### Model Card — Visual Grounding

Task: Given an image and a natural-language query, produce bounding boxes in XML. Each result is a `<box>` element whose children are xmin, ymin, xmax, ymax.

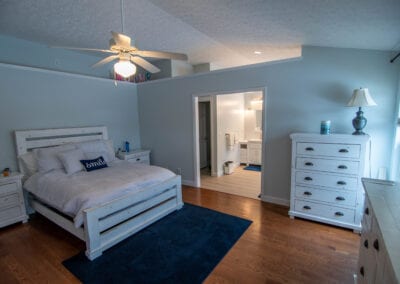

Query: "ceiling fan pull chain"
<box><xmin>120</xmin><ymin>0</ymin><xmax>125</xmax><ymax>34</ymax></box>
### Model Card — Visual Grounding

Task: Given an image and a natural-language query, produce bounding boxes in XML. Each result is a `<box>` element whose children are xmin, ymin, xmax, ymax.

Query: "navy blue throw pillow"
<box><xmin>80</xmin><ymin>156</ymin><xmax>108</xmax><ymax>172</ymax></box>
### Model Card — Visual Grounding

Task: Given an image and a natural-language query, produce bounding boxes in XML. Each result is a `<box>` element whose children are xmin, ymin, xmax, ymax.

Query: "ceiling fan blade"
<box><xmin>92</xmin><ymin>55</ymin><xmax>120</xmax><ymax>68</ymax></box>
<box><xmin>111</xmin><ymin>31</ymin><xmax>131</xmax><ymax>48</ymax></box>
<box><xmin>132</xmin><ymin>50</ymin><xmax>188</xmax><ymax>61</ymax></box>
<box><xmin>51</xmin><ymin>46</ymin><xmax>117</xmax><ymax>54</ymax></box>
<box><xmin>130</xmin><ymin>56</ymin><xmax>160</xmax><ymax>73</ymax></box>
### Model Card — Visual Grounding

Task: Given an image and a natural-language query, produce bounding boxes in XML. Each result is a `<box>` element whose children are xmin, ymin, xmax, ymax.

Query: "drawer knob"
<box><xmin>336</xmin><ymin>196</ymin><xmax>345</xmax><ymax>201</ymax></box>
<box><xmin>364</xmin><ymin>239</ymin><xmax>369</xmax><ymax>248</ymax></box>
<box><xmin>303</xmin><ymin>205</ymin><xmax>311</xmax><ymax>210</ymax></box>
<box><xmin>304</xmin><ymin>162</ymin><xmax>314</xmax><ymax>166</ymax></box>
<box><xmin>337</xmin><ymin>181</ymin><xmax>346</xmax><ymax>185</ymax></box>
<box><xmin>337</xmin><ymin>165</ymin><xmax>348</xmax><ymax>169</ymax></box>
<box><xmin>136</xmin><ymin>158</ymin><xmax>141</xmax><ymax>161</ymax></box>
<box><xmin>339</xmin><ymin>149</ymin><xmax>349</xmax><ymax>153</ymax></box>
<box><xmin>303</xmin><ymin>191</ymin><xmax>312</xmax><ymax>196</ymax></box>
<box><xmin>360</xmin><ymin>266</ymin><xmax>364</xmax><ymax>277</ymax></box>
<box><xmin>373</xmin><ymin>239</ymin><xmax>379</xmax><ymax>251</ymax></box>
<box><xmin>335</xmin><ymin>211</ymin><xmax>344</xmax><ymax>217</ymax></box>
<box><xmin>305</xmin><ymin>147</ymin><xmax>314</xmax><ymax>151</ymax></box>
<box><xmin>365</xmin><ymin>207</ymin><xmax>369</xmax><ymax>215</ymax></box>
<box><xmin>304</xmin><ymin>177</ymin><xmax>313</xmax><ymax>181</ymax></box>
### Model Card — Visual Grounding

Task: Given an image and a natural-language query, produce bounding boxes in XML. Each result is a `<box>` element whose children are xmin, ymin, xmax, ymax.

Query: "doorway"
<box><xmin>193</xmin><ymin>89</ymin><xmax>266</xmax><ymax>200</ymax></box>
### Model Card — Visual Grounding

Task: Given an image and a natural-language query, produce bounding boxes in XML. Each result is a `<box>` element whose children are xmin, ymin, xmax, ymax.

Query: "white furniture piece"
<box><xmin>239</xmin><ymin>142</ymin><xmax>248</xmax><ymax>164</ymax></box>
<box><xmin>247</xmin><ymin>140</ymin><xmax>262</xmax><ymax>165</ymax></box>
<box><xmin>289</xmin><ymin>133</ymin><xmax>370</xmax><ymax>231</ymax></box>
<box><xmin>357</xmin><ymin>178</ymin><xmax>399</xmax><ymax>284</ymax></box>
<box><xmin>117</xmin><ymin>149</ymin><xmax>150</xmax><ymax>165</ymax></box>
<box><xmin>0</xmin><ymin>172</ymin><xmax>28</xmax><ymax>227</ymax></box>
<box><xmin>15</xmin><ymin>126</ymin><xmax>183</xmax><ymax>260</ymax></box>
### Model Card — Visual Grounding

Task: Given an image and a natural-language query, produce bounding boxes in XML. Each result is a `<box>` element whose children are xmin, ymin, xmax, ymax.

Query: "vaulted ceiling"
<box><xmin>0</xmin><ymin>0</ymin><xmax>399</xmax><ymax>70</ymax></box>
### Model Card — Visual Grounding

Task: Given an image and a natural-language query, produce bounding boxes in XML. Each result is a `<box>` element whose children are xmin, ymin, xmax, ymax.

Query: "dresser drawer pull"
<box><xmin>304</xmin><ymin>177</ymin><xmax>313</xmax><ymax>181</ymax></box>
<box><xmin>364</xmin><ymin>239</ymin><xmax>368</xmax><ymax>248</ymax></box>
<box><xmin>136</xmin><ymin>158</ymin><xmax>141</xmax><ymax>161</ymax></box>
<box><xmin>337</xmin><ymin>165</ymin><xmax>348</xmax><ymax>169</ymax></box>
<box><xmin>303</xmin><ymin>191</ymin><xmax>312</xmax><ymax>196</ymax></box>
<box><xmin>304</xmin><ymin>162</ymin><xmax>314</xmax><ymax>166</ymax></box>
<box><xmin>373</xmin><ymin>239</ymin><xmax>379</xmax><ymax>251</ymax></box>
<box><xmin>336</xmin><ymin>196</ymin><xmax>345</xmax><ymax>201</ymax></box>
<box><xmin>360</xmin><ymin>266</ymin><xmax>364</xmax><ymax>277</ymax></box>
<box><xmin>339</xmin><ymin>149</ymin><xmax>349</xmax><ymax>153</ymax></box>
<box><xmin>337</xmin><ymin>181</ymin><xmax>346</xmax><ymax>185</ymax></box>
<box><xmin>365</xmin><ymin>207</ymin><xmax>369</xmax><ymax>215</ymax></box>
<box><xmin>303</xmin><ymin>205</ymin><xmax>311</xmax><ymax>210</ymax></box>
<box><xmin>335</xmin><ymin>212</ymin><xmax>344</xmax><ymax>217</ymax></box>
<box><xmin>305</xmin><ymin>147</ymin><xmax>314</xmax><ymax>151</ymax></box>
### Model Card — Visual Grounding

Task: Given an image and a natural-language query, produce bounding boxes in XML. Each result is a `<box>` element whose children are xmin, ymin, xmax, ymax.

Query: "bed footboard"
<box><xmin>83</xmin><ymin>175</ymin><xmax>183</xmax><ymax>260</ymax></box>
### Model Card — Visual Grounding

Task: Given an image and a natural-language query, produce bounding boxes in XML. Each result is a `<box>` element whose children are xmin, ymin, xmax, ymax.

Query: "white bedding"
<box><xmin>24</xmin><ymin>160</ymin><xmax>175</xmax><ymax>227</ymax></box>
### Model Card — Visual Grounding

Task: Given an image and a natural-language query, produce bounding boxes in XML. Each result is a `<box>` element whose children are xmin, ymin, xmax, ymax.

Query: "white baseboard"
<box><xmin>261</xmin><ymin>194</ymin><xmax>290</xmax><ymax>206</ymax></box>
<box><xmin>182</xmin><ymin>179</ymin><xmax>198</xmax><ymax>187</ymax></box>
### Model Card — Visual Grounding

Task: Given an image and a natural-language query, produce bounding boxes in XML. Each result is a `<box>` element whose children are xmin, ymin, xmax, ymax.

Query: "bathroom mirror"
<box><xmin>255</xmin><ymin>110</ymin><xmax>262</xmax><ymax>130</ymax></box>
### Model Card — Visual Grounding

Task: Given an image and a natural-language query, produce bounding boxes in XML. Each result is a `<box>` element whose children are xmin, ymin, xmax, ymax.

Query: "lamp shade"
<box><xmin>114</xmin><ymin>60</ymin><xmax>136</xmax><ymax>78</ymax></box>
<box><xmin>347</xmin><ymin>88</ymin><xmax>377</xmax><ymax>107</ymax></box>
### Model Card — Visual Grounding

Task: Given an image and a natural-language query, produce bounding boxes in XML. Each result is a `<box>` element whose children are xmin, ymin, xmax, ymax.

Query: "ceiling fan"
<box><xmin>55</xmin><ymin>31</ymin><xmax>188</xmax><ymax>78</ymax></box>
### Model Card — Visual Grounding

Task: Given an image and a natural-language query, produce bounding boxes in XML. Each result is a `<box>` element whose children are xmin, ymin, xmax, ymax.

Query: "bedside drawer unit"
<box><xmin>295</xmin><ymin>186</ymin><xmax>357</xmax><ymax>207</ymax></box>
<box><xmin>0</xmin><ymin>173</ymin><xmax>28</xmax><ymax>228</ymax></box>
<box><xmin>117</xmin><ymin>149</ymin><xmax>151</xmax><ymax>165</ymax></box>
<box><xmin>289</xmin><ymin>133</ymin><xmax>370</xmax><ymax>231</ymax></box>
<box><xmin>296</xmin><ymin>157</ymin><xmax>359</xmax><ymax>175</ymax></box>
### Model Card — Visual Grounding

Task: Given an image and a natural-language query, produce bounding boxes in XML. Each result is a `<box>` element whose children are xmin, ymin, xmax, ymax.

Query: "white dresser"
<box><xmin>116</xmin><ymin>149</ymin><xmax>151</xmax><ymax>165</ymax></box>
<box><xmin>357</xmin><ymin>178</ymin><xmax>399</xmax><ymax>284</ymax></box>
<box><xmin>289</xmin><ymin>133</ymin><xmax>370</xmax><ymax>231</ymax></box>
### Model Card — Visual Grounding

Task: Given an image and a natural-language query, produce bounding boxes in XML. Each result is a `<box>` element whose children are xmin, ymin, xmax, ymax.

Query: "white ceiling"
<box><xmin>0</xmin><ymin>0</ymin><xmax>399</xmax><ymax>70</ymax></box>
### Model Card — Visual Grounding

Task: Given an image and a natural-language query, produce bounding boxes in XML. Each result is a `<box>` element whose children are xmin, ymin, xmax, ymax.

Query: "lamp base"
<box><xmin>352</xmin><ymin>130</ymin><xmax>366</xmax><ymax>135</ymax></box>
<box><xmin>352</xmin><ymin>107</ymin><xmax>368</xmax><ymax>135</ymax></box>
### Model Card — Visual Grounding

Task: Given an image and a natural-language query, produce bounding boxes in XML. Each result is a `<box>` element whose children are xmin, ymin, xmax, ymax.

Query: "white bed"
<box><xmin>15</xmin><ymin>126</ymin><xmax>183</xmax><ymax>260</ymax></box>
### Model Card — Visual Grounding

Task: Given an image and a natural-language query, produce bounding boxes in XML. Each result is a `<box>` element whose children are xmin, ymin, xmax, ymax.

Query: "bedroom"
<box><xmin>0</xmin><ymin>0</ymin><xmax>400</xmax><ymax>283</ymax></box>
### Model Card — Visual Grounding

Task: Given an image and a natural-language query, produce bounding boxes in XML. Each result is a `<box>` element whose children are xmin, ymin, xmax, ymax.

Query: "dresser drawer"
<box><xmin>0</xmin><ymin>193</ymin><xmax>19</xmax><ymax>208</ymax></box>
<box><xmin>294</xmin><ymin>200</ymin><xmax>355</xmax><ymax>224</ymax></box>
<box><xmin>0</xmin><ymin>182</ymin><xmax>18</xmax><ymax>195</ymax></box>
<box><xmin>295</xmin><ymin>171</ymin><xmax>358</xmax><ymax>190</ymax></box>
<box><xmin>296</xmin><ymin>143</ymin><xmax>361</xmax><ymax>159</ymax></box>
<box><xmin>128</xmin><ymin>155</ymin><xmax>150</xmax><ymax>164</ymax></box>
<box><xmin>296</xmin><ymin>157</ymin><xmax>359</xmax><ymax>175</ymax></box>
<box><xmin>0</xmin><ymin>206</ymin><xmax>22</xmax><ymax>223</ymax></box>
<box><xmin>295</xmin><ymin>186</ymin><xmax>357</xmax><ymax>206</ymax></box>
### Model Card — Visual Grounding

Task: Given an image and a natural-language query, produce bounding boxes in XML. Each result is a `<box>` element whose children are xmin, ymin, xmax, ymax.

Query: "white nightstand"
<box><xmin>117</xmin><ymin>149</ymin><xmax>151</xmax><ymax>165</ymax></box>
<box><xmin>0</xmin><ymin>172</ymin><xmax>28</xmax><ymax>228</ymax></box>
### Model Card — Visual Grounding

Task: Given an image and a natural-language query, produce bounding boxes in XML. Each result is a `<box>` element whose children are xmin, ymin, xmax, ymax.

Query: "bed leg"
<box><xmin>83</xmin><ymin>212</ymin><xmax>102</xmax><ymax>261</ymax></box>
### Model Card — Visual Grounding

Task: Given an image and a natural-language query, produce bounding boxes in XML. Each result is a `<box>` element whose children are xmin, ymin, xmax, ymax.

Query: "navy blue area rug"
<box><xmin>63</xmin><ymin>203</ymin><xmax>252</xmax><ymax>284</ymax></box>
<box><xmin>244</xmin><ymin>165</ymin><xmax>261</xmax><ymax>172</ymax></box>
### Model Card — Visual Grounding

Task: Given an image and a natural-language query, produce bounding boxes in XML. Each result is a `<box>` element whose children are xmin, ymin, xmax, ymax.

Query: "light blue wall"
<box><xmin>0</xmin><ymin>64</ymin><xmax>139</xmax><ymax>172</ymax></box>
<box><xmin>137</xmin><ymin>46</ymin><xmax>400</xmax><ymax>203</ymax></box>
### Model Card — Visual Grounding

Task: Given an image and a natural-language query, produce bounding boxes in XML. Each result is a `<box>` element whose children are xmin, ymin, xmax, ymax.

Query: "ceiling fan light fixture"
<box><xmin>114</xmin><ymin>60</ymin><xmax>136</xmax><ymax>78</ymax></box>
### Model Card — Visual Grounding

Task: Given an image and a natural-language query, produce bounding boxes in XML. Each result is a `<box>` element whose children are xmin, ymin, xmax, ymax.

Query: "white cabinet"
<box><xmin>0</xmin><ymin>172</ymin><xmax>28</xmax><ymax>228</ymax></box>
<box><xmin>289</xmin><ymin>133</ymin><xmax>370</xmax><ymax>231</ymax></box>
<box><xmin>247</xmin><ymin>141</ymin><xmax>262</xmax><ymax>165</ymax></box>
<box><xmin>357</xmin><ymin>179</ymin><xmax>399</xmax><ymax>284</ymax></box>
<box><xmin>117</xmin><ymin>149</ymin><xmax>151</xmax><ymax>165</ymax></box>
<box><xmin>239</xmin><ymin>142</ymin><xmax>248</xmax><ymax>164</ymax></box>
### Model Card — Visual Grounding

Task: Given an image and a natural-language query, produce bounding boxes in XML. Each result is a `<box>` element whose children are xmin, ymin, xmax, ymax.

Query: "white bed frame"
<box><xmin>15</xmin><ymin>126</ymin><xmax>183</xmax><ymax>260</ymax></box>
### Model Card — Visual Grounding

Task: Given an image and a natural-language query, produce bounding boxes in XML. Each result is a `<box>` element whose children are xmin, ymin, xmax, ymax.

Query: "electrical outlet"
<box><xmin>176</xmin><ymin>168</ymin><xmax>182</xmax><ymax>175</ymax></box>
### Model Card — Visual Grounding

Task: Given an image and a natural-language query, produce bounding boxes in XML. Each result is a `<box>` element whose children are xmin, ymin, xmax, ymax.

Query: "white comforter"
<box><xmin>24</xmin><ymin>160</ymin><xmax>175</xmax><ymax>227</ymax></box>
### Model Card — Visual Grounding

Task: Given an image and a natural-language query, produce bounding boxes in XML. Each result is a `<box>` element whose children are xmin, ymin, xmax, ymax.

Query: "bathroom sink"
<box><xmin>249</xmin><ymin>139</ymin><xmax>262</xmax><ymax>142</ymax></box>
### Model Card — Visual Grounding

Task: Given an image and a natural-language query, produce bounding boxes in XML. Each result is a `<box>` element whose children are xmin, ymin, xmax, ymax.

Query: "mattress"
<box><xmin>24</xmin><ymin>160</ymin><xmax>175</xmax><ymax>227</ymax></box>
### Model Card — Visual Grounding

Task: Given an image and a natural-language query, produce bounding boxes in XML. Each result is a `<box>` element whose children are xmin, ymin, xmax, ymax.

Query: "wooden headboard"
<box><xmin>14</xmin><ymin>126</ymin><xmax>108</xmax><ymax>173</ymax></box>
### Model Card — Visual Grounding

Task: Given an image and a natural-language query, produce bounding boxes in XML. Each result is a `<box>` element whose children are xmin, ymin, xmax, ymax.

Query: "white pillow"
<box><xmin>34</xmin><ymin>144</ymin><xmax>76</xmax><ymax>173</ymax></box>
<box><xmin>76</xmin><ymin>139</ymin><xmax>115</xmax><ymax>162</ymax></box>
<box><xmin>57</xmin><ymin>148</ymin><xmax>86</xmax><ymax>175</ymax></box>
<box><xmin>18</xmin><ymin>152</ymin><xmax>38</xmax><ymax>177</ymax></box>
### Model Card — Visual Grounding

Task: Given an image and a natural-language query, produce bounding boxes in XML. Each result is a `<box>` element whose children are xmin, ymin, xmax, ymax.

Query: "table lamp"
<box><xmin>347</xmin><ymin>87</ymin><xmax>377</xmax><ymax>135</ymax></box>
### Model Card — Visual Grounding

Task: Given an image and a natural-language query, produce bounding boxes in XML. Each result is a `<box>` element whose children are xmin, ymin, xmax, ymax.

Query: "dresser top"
<box><xmin>290</xmin><ymin>133</ymin><xmax>370</xmax><ymax>143</ymax></box>
<box><xmin>362</xmin><ymin>178</ymin><xmax>400</xmax><ymax>282</ymax></box>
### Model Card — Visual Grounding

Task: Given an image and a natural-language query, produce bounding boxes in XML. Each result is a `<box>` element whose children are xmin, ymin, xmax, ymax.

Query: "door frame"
<box><xmin>192</xmin><ymin>87</ymin><xmax>268</xmax><ymax>196</ymax></box>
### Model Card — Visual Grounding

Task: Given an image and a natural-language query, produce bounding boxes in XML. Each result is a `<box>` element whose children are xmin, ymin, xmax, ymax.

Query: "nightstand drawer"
<box><xmin>294</xmin><ymin>200</ymin><xmax>355</xmax><ymax>224</ymax></box>
<box><xmin>0</xmin><ymin>193</ymin><xmax>19</xmax><ymax>208</ymax></box>
<box><xmin>296</xmin><ymin>142</ymin><xmax>361</xmax><ymax>159</ymax></box>
<box><xmin>0</xmin><ymin>206</ymin><xmax>22</xmax><ymax>223</ymax></box>
<box><xmin>128</xmin><ymin>155</ymin><xmax>149</xmax><ymax>164</ymax></box>
<box><xmin>295</xmin><ymin>171</ymin><xmax>358</xmax><ymax>190</ymax></box>
<box><xmin>296</xmin><ymin>157</ymin><xmax>359</xmax><ymax>175</ymax></box>
<box><xmin>0</xmin><ymin>182</ymin><xmax>18</xmax><ymax>195</ymax></box>
<box><xmin>295</xmin><ymin>186</ymin><xmax>357</xmax><ymax>206</ymax></box>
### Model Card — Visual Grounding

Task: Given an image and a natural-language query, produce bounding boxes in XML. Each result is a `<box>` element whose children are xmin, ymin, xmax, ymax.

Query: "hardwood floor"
<box><xmin>0</xmin><ymin>186</ymin><xmax>360</xmax><ymax>283</ymax></box>
<box><xmin>201</xmin><ymin>165</ymin><xmax>261</xmax><ymax>199</ymax></box>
